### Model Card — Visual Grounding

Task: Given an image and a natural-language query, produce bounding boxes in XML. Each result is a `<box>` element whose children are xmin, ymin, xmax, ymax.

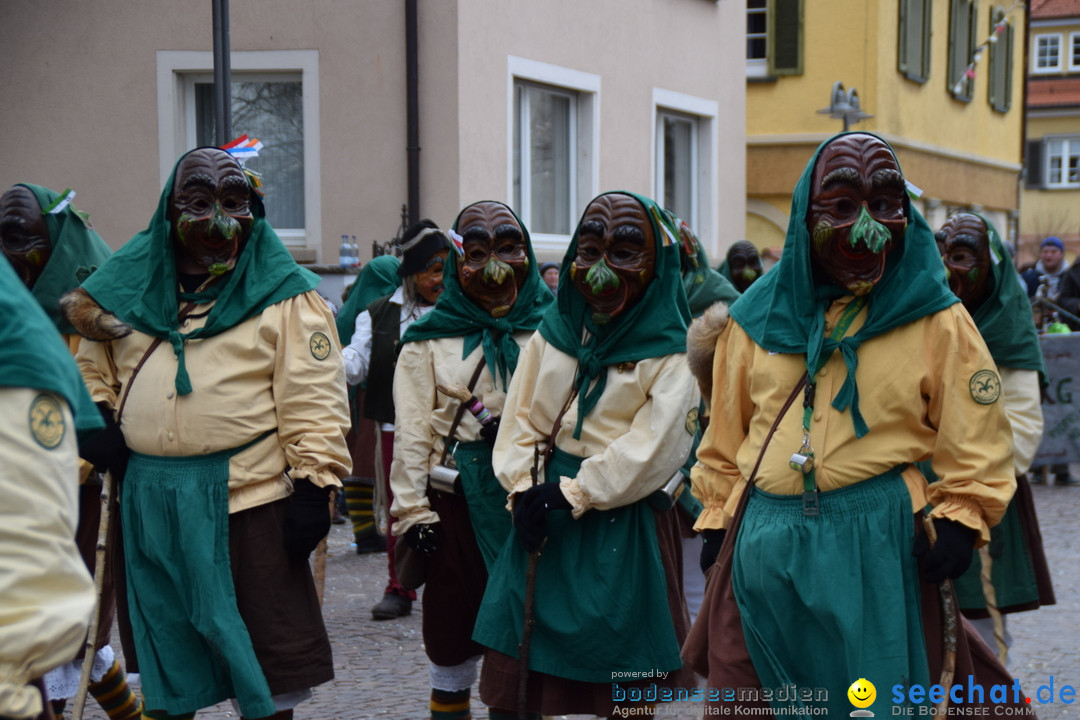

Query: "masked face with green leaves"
<box><xmin>937</xmin><ymin>212</ymin><xmax>992</xmax><ymax>314</ymax></box>
<box><xmin>0</xmin><ymin>185</ymin><xmax>51</xmax><ymax>289</ymax></box>
<box><xmin>726</xmin><ymin>240</ymin><xmax>764</xmax><ymax>293</ymax></box>
<box><xmin>570</xmin><ymin>193</ymin><xmax>656</xmax><ymax>324</ymax></box>
<box><xmin>456</xmin><ymin>201</ymin><xmax>529</xmax><ymax>318</ymax></box>
<box><xmin>807</xmin><ymin>134</ymin><xmax>908</xmax><ymax>296</ymax></box>
<box><xmin>169</xmin><ymin>147</ymin><xmax>254</xmax><ymax>276</ymax></box>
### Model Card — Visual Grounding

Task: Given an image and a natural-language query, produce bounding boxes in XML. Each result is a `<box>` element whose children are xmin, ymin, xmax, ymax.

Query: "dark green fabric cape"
<box><xmin>335</xmin><ymin>254</ymin><xmax>402</xmax><ymax>345</ymax></box>
<box><xmin>80</xmin><ymin>149</ymin><xmax>320</xmax><ymax>396</ymax></box>
<box><xmin>0</xmin><ymin>254</ymin><xmax>103</xmax><ymax>438</ymax></box>
<box><xmin>680</xmin><ymin>230</ymin><xmax>740</xmax><ymax>316</ymax></box>
<box><xmin>19</xmin><ymin>184</ymin><xmax>113</xmax><ymax>335</ymax></box>
<box><xmin>401</xmin><ymin>202</ymin><xmax>552</xmax><ymax>390</ymax></box>
<box><xmin>729</xmin><ymin>133</ymin><xmax>959</xmax><ymax>437</ymax></box>
<box><xmin>539</xmin><ymin>191</ymin><xmax>691</xmax><ymax>437</ymax></box>
<box><xmin>968</xmin><ymin>214</ymin><xmax>1046</xmax><ymax>381</ymax></box>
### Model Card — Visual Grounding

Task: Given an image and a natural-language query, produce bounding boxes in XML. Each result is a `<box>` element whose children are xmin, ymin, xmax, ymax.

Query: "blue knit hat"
<box><xmin>1042</xmin><ymin>236</ymin><xmax>1064</xmax><ymax>251</ymax></box>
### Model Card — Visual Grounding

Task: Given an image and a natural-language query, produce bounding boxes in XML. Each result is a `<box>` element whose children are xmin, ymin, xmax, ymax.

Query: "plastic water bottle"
<box><xmin>350</xmin><ymin>235</ymin><xmax>361</xmax><ymax>267</ymax></box>
<box><xmin>339</xmin><ymin>235</ymin><xmax>350</xmax><ymax>267</ymax></box>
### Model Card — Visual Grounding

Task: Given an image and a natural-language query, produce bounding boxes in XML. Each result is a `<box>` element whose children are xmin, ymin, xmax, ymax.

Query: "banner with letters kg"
<box><xmin>1033</xmin><ymin>333</ymin><xmax>1080</xmax><ymax>467</ymax></box>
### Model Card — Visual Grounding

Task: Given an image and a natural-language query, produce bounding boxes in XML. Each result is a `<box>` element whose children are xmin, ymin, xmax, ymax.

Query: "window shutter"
<box><xmin>989</xmin><ymin>11</ymin><xmax>1013</xmax><ymax>113</ymax></box>
<box><xmin>769</xmin><ymin>0</ymin><xmax>803</xmax><ymax>76</ymax></box>
<box><xmin>1026</xmin><ymin>140</ymin><xmax>1044</xmax><ymax>189</ymax></box>
<box><xmin>948</xmin><ymin>0</ymin><xmax>975</xmax><ymax>101</ymax></box>
<box><xmin>898</xmin><ymin>0</ymin><xmax>932</xmax><ymax>82</ymax></box>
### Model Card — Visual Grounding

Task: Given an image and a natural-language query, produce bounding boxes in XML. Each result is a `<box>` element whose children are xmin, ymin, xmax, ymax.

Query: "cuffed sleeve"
<box><xmin>389</xmin><ymin>340</ymin><xmax>441</xmax><ymax>533</ymax></box>
<box><xmin>342</xmin><ymin>310</ymin><xmax>373</xmax><ymax>386</ymax></box>
<box><xmin>273</xmin><ymin>291</ymin><xmax>351</xmax><ymax>490</ymax></box>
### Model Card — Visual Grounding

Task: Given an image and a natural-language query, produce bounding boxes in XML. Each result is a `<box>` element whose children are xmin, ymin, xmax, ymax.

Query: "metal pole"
<box><xmin>212</xmin><ymin>0</ymin><xmax>232</xmax><ymax>144</ymax></box>
<box><xmin>405</xmin><ymin>0</ymin><xmax>420</xmax><ymax>225</ymax></box>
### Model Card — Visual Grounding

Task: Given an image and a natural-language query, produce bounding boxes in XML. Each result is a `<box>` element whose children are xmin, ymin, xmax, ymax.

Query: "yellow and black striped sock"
<box><xmin>88</xmin><ymin>660</ymin><xmax>143</xmax><ymax>720</ymax></box>
<box><xmin>431</xmin><ymin>687</ymin><xmax>471</xmax><ymax>720</ymax></box>
<box><xmin>344</xmin><ymin>477</ymin><xmax>375</xmax><ymax>539</ymax></box>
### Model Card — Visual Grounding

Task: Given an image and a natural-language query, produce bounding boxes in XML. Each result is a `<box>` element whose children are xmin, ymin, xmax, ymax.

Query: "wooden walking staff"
<box><xmin>70</xmin><ymin>472</ymin><xmax>114</xmax><ymax>720</ymax></box>
<box><xmin>518</xmin><ymin>443</ymin><xmax>543</xmax><ymax>720</ymax></box>
<box><xmin>978</xmin><ymin>546</ymin><xmax>1008</xmax><ymax>662</ymax></box>
<box><xmin>922</xmin><ymin>512</ymin><xmax>958</xmax><ymax>717</ymax></box>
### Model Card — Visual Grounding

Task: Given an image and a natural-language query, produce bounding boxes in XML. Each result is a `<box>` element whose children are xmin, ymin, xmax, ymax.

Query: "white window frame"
<box><xmin>1045</xmin><ymin>136</ymin><xmax>1080</xmax><ymax>189</ymax></box>
<box><xmin>746</xmin><ymin>0</ymin><xmax>769</xmax><ymax>78</ymax></box>
<box><xmin>1033</xmin><ymin>33</ymin><xmax>1063</xmax><ymax>74</ymax></box>
<box><xmin>651</xmin><ymin>89</ymin><xmax>718</xmax><ymax>245</ymax></box>
<box><xmin>156</xmin><ymin>50</ymin><xmax>321</xmax><ymax>254</ymax></box>
<box><xmin>655</xmin><ymin>110</ymin><xmax>698</xmax><ymax>226</ymax></box>
<box><xmin>507</xmin><ymin>56</ymin><xmax>600</xmax><ymax>257</ymax></box>
<box><xmin>1070</xmin><ymin>31</ymin><xmax>1080</xmax><ymax>72</ymax></box>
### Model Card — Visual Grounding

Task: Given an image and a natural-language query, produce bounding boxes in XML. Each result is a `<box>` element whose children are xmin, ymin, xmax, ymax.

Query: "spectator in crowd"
<box><xmin>1021</xmin><ymin>236</ymin><xmax>1068</xmax><ymax>299</ymax></box>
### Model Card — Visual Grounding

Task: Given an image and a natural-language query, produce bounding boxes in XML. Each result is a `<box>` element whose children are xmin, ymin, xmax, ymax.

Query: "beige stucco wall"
<box><xmin>452</xmin><ymin>0</ymin><xmax>747</xmax><ymax>263</ymax></box>
<box><xmin>2</xmin><ymin>0</ymin><xmax>745</xmax><ymax>270</ymax></box>
<box><xmin>0</xmin><ymin>1</ymin><xmax>412</xmax><ymax>264</ymax></box>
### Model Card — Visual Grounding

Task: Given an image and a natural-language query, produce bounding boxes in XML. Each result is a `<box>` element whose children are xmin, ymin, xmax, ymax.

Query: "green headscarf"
<box><xmin>401</xmin><ymin>202</ymin><xmax>552</xmax><ymax>390</ymax></box>
<box><xmin>728</xmin><ymin>132</ymin><xmax>958</xmax><ymax>438</ymax></box>
<box><xmin>80</xmin><ymin>148</ymin><xmax>320</xmax><ymax>396</ymax></box>
<box><xmin>671</xmin><ymin>213</ymin><xmax>740</xmax><ymax>316</ymax></box>
<box><xmin>966</xmin><ymin>213</ymin><xmax>1046</xmax><ymax>382</ymax></box>
<box><xmin>17</xmin><ymin>184</ymin><xmax>113</xmax><ymax>335</ymax></box>
<box><xmin>539</xmin><ymin>191</ymin><xmax>691</xmax><ymax>438</ymax></box>
<box><xmin>0</xmin><ymin>254</ymin><xmax>103</xmax><ymax>439</ymax></box>
<box><xmin>336</xmin><ymin>255</ymin><xmax>402</xmax><ymax>345</ymax></box>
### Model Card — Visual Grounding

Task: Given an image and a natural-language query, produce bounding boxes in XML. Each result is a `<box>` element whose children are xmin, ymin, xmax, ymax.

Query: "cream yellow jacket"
<box><xmin>0</xmin><ymin>388</ymin><xmax>94</xmax><ymax>720</ymax></box>
<box><xmin>389</xmin><ymin>333</ymin><xmax>532</xmax><ymax>534</ymax></box>
<box><xmin>76</xmin><ymin>290</ymin><xmax>350</xmax><ymax>513</ymax></box>
<box><xmin>493</xmin><ymin>333</ymin><xmax>700</xmax><ymax>518</ymax></box>
<box><xmin>692</xmin><ymin>298</ymin><xmax>1016</xmax><ymax>546</ymax></box>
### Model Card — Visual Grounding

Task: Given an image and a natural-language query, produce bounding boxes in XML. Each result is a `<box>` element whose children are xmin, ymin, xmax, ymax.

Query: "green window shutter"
<box><xmin>948</xmin><ymin>0</ymin><xmax>975</xmax><ymax>101</ymax></box>
<box><xmin>1026</xmin><ymin>140</ymin><xmax>1044</xmax><ymax>189</ymax></box>
<box><xmin>769</xmin><ymin>0</ymin><xmax>803</xmax><ymax>76</ymax></box>
<box><xmin>988</xmin><ymin>9</ymin><xmax>1013</xmax><ymax>113</ymax></box>
<box><xmin>898</xmin><ymin>0</ymin><xmax>932</xmax><ymax>82</ymax></box>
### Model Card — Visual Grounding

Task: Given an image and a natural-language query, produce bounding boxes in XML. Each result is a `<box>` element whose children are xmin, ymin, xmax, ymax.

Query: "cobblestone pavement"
<box><xmin>82</xmin><ymin>478</ymin><xmax>1080</xmax><ymax>720</ymax></box>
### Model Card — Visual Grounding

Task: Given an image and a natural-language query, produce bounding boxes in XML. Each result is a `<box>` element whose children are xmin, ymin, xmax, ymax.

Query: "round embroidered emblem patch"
<box><xmin>309</xmin><ymin>331</ymin><xmax>331</xmax><ymax>360</ymax></box>
<box><xmin>29</xmin><ymin>393</ymin><xmax>66</xmax><ymax>449</ymax></box>
<box><xmin>969</xmin><ymin>369</ymin><xmax>1001</xmax><ymax>405</ymax></box>
<box><xmin>685</xmin><ymin>406</ymin><xmax>700</xmax><ymax>435</ymax></box>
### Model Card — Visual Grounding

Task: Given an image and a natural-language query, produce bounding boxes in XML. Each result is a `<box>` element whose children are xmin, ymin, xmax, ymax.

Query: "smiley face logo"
<box><xmin>847</xmin><ymin>678</ymin><xmax>876</xmax><ymax>709</ymax></box>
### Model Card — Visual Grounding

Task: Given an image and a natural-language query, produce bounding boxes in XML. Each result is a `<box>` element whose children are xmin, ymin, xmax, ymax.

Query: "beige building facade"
<box><xmin>1020</xmin><ymin>0</ymin><xmax>1080</xmax><ymax>263</ymax></box>
<box><xmin>1</xmin><ymin>0</ymin><xmax>747</xmax><ymax>291</ymax></box>
<box><xmin>745</xmin><ymin>0</ymin><xmax>1027</xmax><ymax>258</ymax></box>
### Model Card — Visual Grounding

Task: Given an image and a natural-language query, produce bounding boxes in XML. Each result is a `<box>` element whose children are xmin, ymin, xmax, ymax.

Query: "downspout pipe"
<box><xmin>406</xmin><ymin>0</ymin><xmax>420</xmax><ymax>226</ymax></box>
<box><xmin>212</xmin><ymin>0</ymin><xmax>232</xmax><ymax>144</ymax></box>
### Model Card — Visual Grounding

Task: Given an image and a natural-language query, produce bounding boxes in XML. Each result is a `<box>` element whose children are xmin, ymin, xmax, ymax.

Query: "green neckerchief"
<box><xmin>0</xmin><ymin>255</ymin><xmax>104</xmax><ymax>439</ymax></box>
<box><xmin>20</xmin><ymin>184</ymin><xmax>112</xmax><ymax>335</ymax></box>
<box><xmin>401</xmin><ymin>202</ymin><xmax>552</xmax><ymax>390</ymax></box>
<box><xmin>539</xmin><ymin>191</ymin><xmax>691</xmax><ymax>438</ymax></box>
<box><xmin>968</xmin><ymin>213</ymin><xmax>1046</xmax><ymax>383</ymax></box>
<box><xmin>682</xmin><ymin>236</ymin><xmax>740</xmax><ymax>317</ymax></box>
<box><xmin>80</xmin><ymin>148</ymin><xmax>319</xmax><ymax>396</ymax></box>
<box><xmin>336</xmin><ymin>255</ymin><xmax>402</xmax><ymax>345</ymax></box>
<box><xmin>728</xmin><ymin>132</ymin><xmax>958</xmax><ymax>438</ymax></box>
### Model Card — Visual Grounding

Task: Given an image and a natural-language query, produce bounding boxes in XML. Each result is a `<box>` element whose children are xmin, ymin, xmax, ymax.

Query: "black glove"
<box><xmin>699</xmin><ymin>528</ymin><xmax>726</xmax><ymax>574</ymax></box>
<box><xmin>78</xmin><ymin>402</ymin><xmax>130</xmax><ymax>480</ymax></box>
<box><xmin>479</xmin><ymin>416</ymin><xmax>501</xmax><ymax>447</ymax></box>
<box><xmin>282</xmin><ymin>478</ymin><xmax>332</xmax><ymax>561</ymax></box>
<box><xmin>913</xmin><ymin>517</ymin><xmax>978</xmax><ymax>584</ymax></box>
<box><xmin>404</xmin><ymin>522</ymin><xmax>441</xmax><ymax>556</ymax></box>
<box><xmin>513</xmin><ymin>483</ymin><xmax>572</xmax><ymax>553</ymax></box>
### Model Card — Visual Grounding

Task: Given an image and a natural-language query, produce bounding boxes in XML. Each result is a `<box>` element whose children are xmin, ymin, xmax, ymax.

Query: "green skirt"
<box><xmin>472</xmin><ymin>446</ymin><xmax>682</xmax><ymax>683</ymax></box>
<box><xmin>455</xmin><ymin>440</ymin><xmax>513</xmax><ymax>571</ymax></box>
<box><xmin>733</xmin><ymin>470</ymin><xmax>930</xmax><ymax>717</ymax></box>
<box><xmin>121</xmin><ymin>449</ymin><xmax>276</xmax><ymax>719</ymax></box>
